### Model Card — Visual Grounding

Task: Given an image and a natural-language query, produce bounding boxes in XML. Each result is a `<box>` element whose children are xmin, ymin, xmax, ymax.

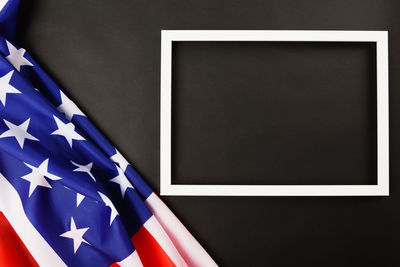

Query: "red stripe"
<box><xmin>131</xmin><ymin>226</ymin><xmax>175</xmax><ymax>267</ymax></box>
<box><xmin>0</xmin><ymin>212</ymin><xmax>38</xmax><ymax>267</ymax></box>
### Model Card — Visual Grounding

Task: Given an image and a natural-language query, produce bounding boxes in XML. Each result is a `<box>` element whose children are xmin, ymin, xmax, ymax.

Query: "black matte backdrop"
<box><xmin>17</xmin><ymin>1</ymin><xmax>399</xmax><ymax>266</ymax></box>
<box><xmin>172</xmin><ymin>41</ymin><xmax>377</xmax><ymax>186</ymax></box>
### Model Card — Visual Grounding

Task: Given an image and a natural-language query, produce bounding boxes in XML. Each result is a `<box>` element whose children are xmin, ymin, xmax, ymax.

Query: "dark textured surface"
<box><xmin>17</xmin><ymin>1</ymin><xmax>399</xmax><ymax>266</ymax></box>
<box><xmin>172</xmin><ymin>41</ymin><xmax>377</xmax><ymax>185</ymax></box>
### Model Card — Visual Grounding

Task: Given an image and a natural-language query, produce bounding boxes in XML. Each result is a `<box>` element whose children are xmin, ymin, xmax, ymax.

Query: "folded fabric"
<box><xmin>0</xmin><ymin>0</ymin><xmax>217</xmax><ymax>266</ymax></box>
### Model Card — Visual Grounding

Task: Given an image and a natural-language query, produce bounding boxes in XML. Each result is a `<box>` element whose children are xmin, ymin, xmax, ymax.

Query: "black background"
<box><xmin>17</xmin><ymin>1</ymin><xmax>399</xmax><ymax>266</ymax></box>
<box><xmin>172</xmin><ymin>41</ymin><xmax>377</xmax><ymax>185</ymax></box>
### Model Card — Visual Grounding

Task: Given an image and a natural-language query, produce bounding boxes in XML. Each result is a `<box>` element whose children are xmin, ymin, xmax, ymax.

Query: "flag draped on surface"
<box><xmin>0</xmin><ymin>0</ymin><xmax>217</xmax><ymax>266</ymax></box>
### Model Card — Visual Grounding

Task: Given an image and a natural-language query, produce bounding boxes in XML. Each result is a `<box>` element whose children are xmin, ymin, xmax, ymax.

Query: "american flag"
<box><xmin>0</xmin><ymin>0</ymin><xmax>217</xmax><ymax>266</ymax></box>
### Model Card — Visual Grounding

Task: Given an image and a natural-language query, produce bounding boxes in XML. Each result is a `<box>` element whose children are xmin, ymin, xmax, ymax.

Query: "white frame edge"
<box><xmin>160</xmin><ymin>30</ymin><xmax>389</xmax><ymax>196</ymax></box>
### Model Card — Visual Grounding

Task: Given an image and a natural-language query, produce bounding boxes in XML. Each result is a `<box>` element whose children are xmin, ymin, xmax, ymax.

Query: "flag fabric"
<box><xmin>0</xmin><ymin>0</ymin><xmax>217</xmax><ymax>266</ymax></box>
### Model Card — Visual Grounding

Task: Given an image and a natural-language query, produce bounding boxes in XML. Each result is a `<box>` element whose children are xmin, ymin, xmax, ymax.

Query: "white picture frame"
<box><xmin>160</xmin><ymin>30</ymin><xmax>389</xmax><ymax>196</ymax></box>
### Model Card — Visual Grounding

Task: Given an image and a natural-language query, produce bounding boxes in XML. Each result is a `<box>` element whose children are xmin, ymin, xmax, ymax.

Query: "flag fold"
<box><xmin>0</xmin><ymin>1</ymin><xmax>217</xmax><ymax>266</ymax></box>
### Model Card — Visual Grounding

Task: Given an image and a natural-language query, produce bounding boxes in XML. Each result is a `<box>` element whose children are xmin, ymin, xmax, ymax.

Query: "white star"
<box><xmin>5</xmin><ymin>40</ymin><xmax>33</xmax><ymax>71</ymax></box>
<box><xmin>98</xmin><ymin>192</ymin><xmax>119</xmax><ymax>225</ymax></box>
<box><xmin>64</xmin><ymin>186</ymin><xmax>86</xmax><ymax>207</ymax></box>
<box><xmin>110</xmin><ymin>166</ymin><xmax>134</xmax><ymax>198</ymax></box>
<box><xmin>0</xmin><ymin>118</ymin><xmax>39</xmax><ymax>148</ymax></box>
<box><xmin>110</xmin><ymin>149</ymin><xmax>129</xmax><ymax>172</ymax></box>
<box><xmin>57</xmin><ymin>91</ymin><xmax>86</xmax><ymax>121</ymax></box>
<box><xmin>0</xmin><ymin>70</ymin><xmax>20</xmax><ymax>106</ymax></box>
<box><xmin>71</xmin><ymin>161</ymin><xmax>96</xmax><ymax>182</ymax></box>
<box><xmin>22</xmin><ymin>159</ymin><xmax>62</xmax><ymax>197</ymax></box>
<box><xmin>51</xmin><ymin>115</ymin><xmax>85</xmax><ymax>148</ymax></box>
<box><xmin>76</xmin><ymin>192</ymin><xmax>85</xmax><ymax>207</ymax></box>
<box><xmin>60</xmin><ymin>217</ymin><xmax>90</xmax><ymax>254</ymax></box>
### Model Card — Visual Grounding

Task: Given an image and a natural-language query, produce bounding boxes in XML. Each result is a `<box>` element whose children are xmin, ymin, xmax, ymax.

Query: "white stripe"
<box><xmin>143</xmin><ymin>215</ymin><xmax>187</xmax><ymax>267</ymax></box>
<box><xmin>145</xmin><ymin>193</ymin><xmax>218</xmax><ymax>267</ymax></box>
<box><xmin>117</xmin><ymin>250</ymin><xmax>143</xmax><ymax>267</ymax></box>
<box><xmin>0</xmin><ymin>173</ymin><xmax>67</xmax><ymax>267</ymax></box>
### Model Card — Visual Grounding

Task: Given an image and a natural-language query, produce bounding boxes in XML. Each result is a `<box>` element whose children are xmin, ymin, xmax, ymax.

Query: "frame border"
<box><xmin>160</xmin><ymin>30</ymin><xmax>389</xmax><ymax>196</ymax></box>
